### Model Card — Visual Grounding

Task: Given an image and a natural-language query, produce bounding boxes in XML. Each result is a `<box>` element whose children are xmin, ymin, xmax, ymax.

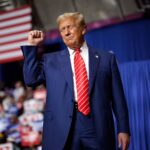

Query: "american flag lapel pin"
<box><xmin>95</xmin><ymin>54</ymin><xmax>99</xmax><ymax>59</ymax></box>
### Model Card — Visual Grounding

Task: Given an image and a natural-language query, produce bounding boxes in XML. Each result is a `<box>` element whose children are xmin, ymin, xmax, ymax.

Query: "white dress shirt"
<box><xmin>68</xmin><ymin>41</ymin><xmax>89</xmax><ymax>101</ymax></box>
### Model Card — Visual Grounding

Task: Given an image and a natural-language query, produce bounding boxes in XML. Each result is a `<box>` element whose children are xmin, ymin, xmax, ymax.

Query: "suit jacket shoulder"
<box><xmin>43</xmin><ymin>48</ymin><xmax>68</xmax><ymax>62</ymax></box>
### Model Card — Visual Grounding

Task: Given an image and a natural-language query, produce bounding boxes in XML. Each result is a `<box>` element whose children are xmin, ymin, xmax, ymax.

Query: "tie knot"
<box><xmin>75</xmin><ymin>48</ymin><xmax>80</xmax><ymax>52</ymax></box>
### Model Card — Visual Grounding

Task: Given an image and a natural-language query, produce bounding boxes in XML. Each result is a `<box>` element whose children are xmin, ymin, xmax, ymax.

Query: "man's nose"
<box><xmin>64</xmin><ymin>28</ymin><xmax>70</xmax><ymax>36</ymax></box>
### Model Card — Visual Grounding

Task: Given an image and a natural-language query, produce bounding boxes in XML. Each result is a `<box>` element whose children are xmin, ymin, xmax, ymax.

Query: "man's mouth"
<box><xmin>66</xmin><ymin>36</ymin><xmax>73</xmax><ymax>41</ymax></box>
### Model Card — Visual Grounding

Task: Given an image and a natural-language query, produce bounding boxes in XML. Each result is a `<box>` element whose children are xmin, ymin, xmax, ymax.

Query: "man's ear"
<box><xmin>82</xmin><ymin>25</ymin><xmax>87</xmax><ymax>35</ymax></box>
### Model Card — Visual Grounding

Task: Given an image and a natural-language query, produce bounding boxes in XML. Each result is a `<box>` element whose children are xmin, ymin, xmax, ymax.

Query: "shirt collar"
<box><xmin>67</xmin><ymin>41</ymin><xmax>88</xmax><ymax>56</ymax></box>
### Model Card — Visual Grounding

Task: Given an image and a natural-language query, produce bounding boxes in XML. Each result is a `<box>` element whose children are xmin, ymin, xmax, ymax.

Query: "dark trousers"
<box><xmin>64</xmin><ymin>110</ymin><xmax>98</xmax><ymax>150</ymax></box>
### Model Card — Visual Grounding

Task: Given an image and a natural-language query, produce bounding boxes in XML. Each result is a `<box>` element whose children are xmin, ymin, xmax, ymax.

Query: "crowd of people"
<box><xmin>0</xmin><ymin>81</ymin><xmax>46</xmax><ymax>150</ymax></box>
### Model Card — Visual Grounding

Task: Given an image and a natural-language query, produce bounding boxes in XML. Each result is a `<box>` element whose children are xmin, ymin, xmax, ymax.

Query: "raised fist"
<box><xmin>28</xmin><ymin>30</ymin><xmax>44</xmax><ymax>45</ymax></box>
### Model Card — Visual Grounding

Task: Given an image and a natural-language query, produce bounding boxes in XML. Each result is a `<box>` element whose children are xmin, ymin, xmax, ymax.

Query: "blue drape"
<box><xmin>85</xmin><ymin>18</ymin><xmax>150</xmax><ymax>63</ymax></box>
<box><xmin>119</xmin><ymin>61</ymin><xmax>150</xmax><ymax>150</ymax></box>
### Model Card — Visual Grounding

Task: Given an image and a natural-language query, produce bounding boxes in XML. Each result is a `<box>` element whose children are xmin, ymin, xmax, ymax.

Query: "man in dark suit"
<box><xmin>21</xmin><ymin>12</ymin><xmax>130</xmax><ymax>150</ymax></box>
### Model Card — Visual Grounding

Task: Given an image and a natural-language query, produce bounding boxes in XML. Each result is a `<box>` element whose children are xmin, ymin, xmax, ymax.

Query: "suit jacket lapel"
<box><xmin>57</xmin><ymin>47</ymin><xmax>100</xmax><ymax>97</ymax></box>
<box><xmin>88</xmin><ymin>47</ymin><xmax>100</xmax><ymax>95</ymax></box>
<box><xmin>58</xmin><ymin>49</ymin><xmax>74</xmax><ymax>94</ymax></box>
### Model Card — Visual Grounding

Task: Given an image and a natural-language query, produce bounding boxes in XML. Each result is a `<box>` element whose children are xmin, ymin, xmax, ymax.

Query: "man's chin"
<box><xmin>65</xmin><ymin>42</ymin><xmax>75</xmax><ymax>48</ymax></box>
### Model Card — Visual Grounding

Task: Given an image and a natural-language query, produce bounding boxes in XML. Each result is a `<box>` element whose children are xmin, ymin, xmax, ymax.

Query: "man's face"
<box><xmin>59</xmin><ymin>17</ymin><xmax>86</xmax><ymax>49</ymax></box>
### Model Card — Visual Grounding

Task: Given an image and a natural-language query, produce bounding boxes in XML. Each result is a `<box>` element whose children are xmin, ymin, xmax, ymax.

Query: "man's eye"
<box><xmin>69</xmin><ymin>26</ymin><xmax>72</xmax><ymax>29</ymax></box>
<box><xmin>68</xmin><ymin>25</ymin><xmax>75</xmax><ymax>30</ymax></box>
<box><xmin>60</xmin><ymin>28</ymin><xmax>65</xmax><ymax>32</ymax></box>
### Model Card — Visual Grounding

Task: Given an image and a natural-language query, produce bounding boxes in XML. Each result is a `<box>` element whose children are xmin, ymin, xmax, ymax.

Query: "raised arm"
<box><xmin>21</xmin><ymin>30</ymin><xmax>45</xmax><ymax>87</ymax></box>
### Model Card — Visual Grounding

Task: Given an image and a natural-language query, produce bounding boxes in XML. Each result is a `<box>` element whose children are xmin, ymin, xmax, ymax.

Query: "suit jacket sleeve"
<box><xmin>21</xmin><ymin>46</ymin><xmax>45</xmax><ymax>87</ymax></box>
<box><xmin>110</xmin><ymin>54</ymin><xmax>130</xmax><ymax>134</ymax></box>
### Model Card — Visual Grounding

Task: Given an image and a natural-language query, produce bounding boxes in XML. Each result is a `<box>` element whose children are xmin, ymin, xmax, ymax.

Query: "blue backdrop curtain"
<box><xmin>85</xmin><ymin>18</ymin><xmax>150</xmax><ymax>63</ymax></box>
<box><xmin>119</xmin><ymin>61</ymin><xmax>150</xmax><ymax>150</ymax></box>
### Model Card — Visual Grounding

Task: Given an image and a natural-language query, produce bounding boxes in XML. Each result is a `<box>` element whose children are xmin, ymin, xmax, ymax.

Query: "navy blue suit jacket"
<box><xmin>21</xmin><ymin>45</ymin><xmax>130</xmax><ymax>150</ymax></box>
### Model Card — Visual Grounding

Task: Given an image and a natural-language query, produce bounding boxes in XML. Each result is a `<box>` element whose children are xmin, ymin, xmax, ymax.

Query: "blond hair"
<box><xmin>56</xmin><ymin>12</ymin><xmax>86</xmax><ymax>26</ymax></box>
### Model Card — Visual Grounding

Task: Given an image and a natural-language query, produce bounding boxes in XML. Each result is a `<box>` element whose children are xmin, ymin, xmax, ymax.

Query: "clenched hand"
<box><xmin>28</xmin><ymin>30</ymin><xmax>44</xmax><ymax>45</ymax></box>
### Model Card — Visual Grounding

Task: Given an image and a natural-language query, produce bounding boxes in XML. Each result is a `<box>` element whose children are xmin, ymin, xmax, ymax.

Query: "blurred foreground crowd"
<box><xmin>0</xmin><ymin>81</ymin><xmax>46</xmax><ymax>150</ymax></box>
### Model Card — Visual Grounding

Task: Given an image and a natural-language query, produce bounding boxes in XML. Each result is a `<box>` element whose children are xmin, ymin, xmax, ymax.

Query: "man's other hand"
<box><xmin>118</xmin><ymin>133</ymin><xmax>130</xmax><ymax>150</ymax></box>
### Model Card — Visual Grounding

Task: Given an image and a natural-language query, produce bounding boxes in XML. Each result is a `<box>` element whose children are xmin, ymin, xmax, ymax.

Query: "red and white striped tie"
<box><xmin>74</xmin><ymin>48</ymin><xmax>90</xmax><ymax>115</ymax></box>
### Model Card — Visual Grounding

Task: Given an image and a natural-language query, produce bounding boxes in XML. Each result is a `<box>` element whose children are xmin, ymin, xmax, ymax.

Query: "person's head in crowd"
<box><xmin>25</xmin><ymin>87</ymin><xmax>34</xmax><ymax>100</ymax></box>
<box><xmin>13</xmin><ymin>81</ymin><xmax>25</xmax><ymax>102</ymax></box>
<box><xmin>9</xmin><ymin>115</ymin><xmax>18</xmax><ymax>124</ymax></box>
<box><xmin>14</xmin><ymin>81</ymin><xmax>23</xmax><ymax>88</ymax></box>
